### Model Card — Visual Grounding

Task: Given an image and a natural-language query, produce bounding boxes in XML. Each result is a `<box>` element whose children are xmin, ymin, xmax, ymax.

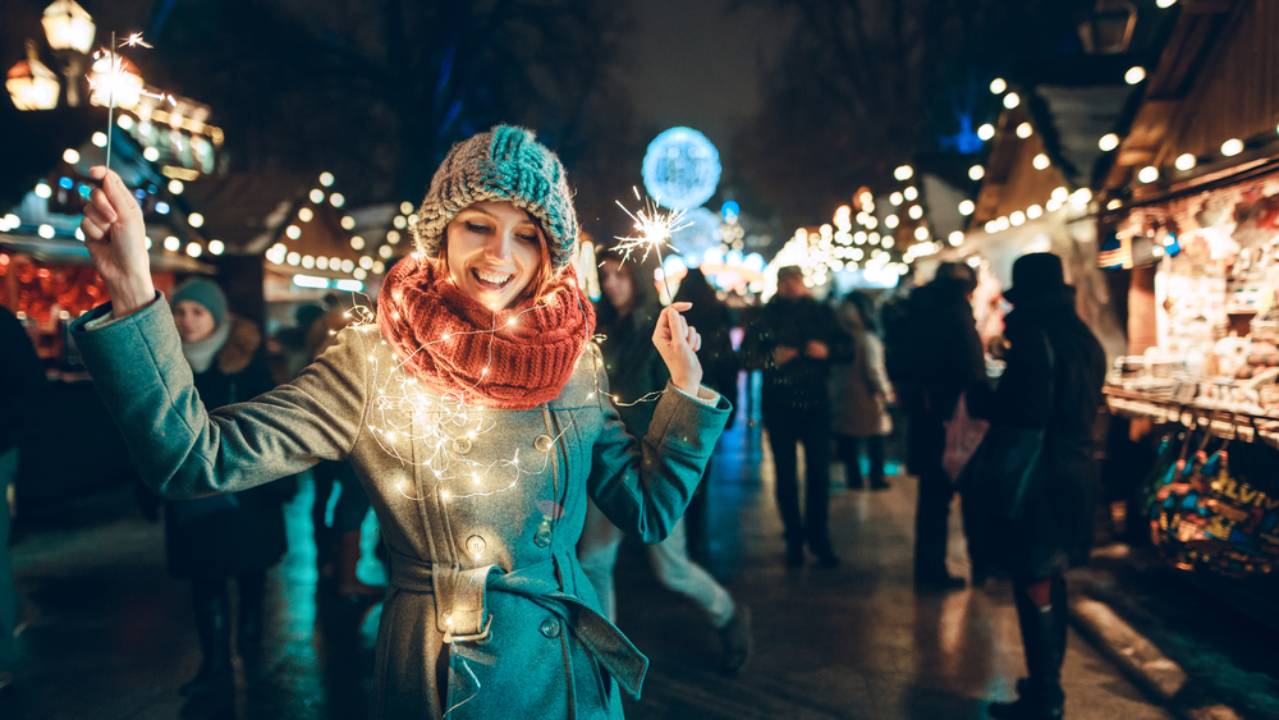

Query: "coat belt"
<box><xmin>388</xmin><ymin>549</ymin><xmax>650</xmax><ymax>699</ymax></box>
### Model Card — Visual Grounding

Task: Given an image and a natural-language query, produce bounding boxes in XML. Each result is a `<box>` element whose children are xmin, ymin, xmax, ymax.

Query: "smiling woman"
<box><xmin>445</xmin><ymin>201</ymin><xmax>552</xmax><ymax>310</ymax></box>
<box><xmin>69</xmin><ymin>124</ymin><xmax>729</xmax><ymax>719</ymax></box>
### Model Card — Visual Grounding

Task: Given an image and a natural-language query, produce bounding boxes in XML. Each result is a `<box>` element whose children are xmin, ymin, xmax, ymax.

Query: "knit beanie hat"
<box><xmin>171</xmin><ymin>278</ymin><xmax>228</xmax><ymax>326</ymax></box>
<box><xmin>411</xmin><ymin>125</ymin><xmax>578</xmax><ymax>272</ymax></box>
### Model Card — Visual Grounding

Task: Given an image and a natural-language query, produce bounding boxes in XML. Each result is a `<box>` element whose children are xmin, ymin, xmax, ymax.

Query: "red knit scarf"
<box><xmin>376</xmin><ymin>255</ymin><xmax>595</xmax><ymax>409</ymax></box>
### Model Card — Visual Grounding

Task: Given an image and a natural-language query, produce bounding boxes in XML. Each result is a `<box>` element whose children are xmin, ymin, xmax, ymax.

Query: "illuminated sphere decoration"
<box><xmin>641</xmin><ymin>127</ymin><xmax>722</xmax><ymax>211</ymax></box>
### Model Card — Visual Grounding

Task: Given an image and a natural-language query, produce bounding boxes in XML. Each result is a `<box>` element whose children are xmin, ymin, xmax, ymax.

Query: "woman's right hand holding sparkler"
<box><xmin>81</xmin><ymin>166</ymin><xmax>155</xmax><ymax>317</ymax></box>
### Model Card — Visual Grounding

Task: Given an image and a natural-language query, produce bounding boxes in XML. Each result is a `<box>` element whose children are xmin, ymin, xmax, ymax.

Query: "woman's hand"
<box><xmin>80</xmin><ymin>167</ymin><xmax>155</xmax><ymax>316</ymax></box>
<box><xmin>652</xmin><ymin>301</ymin><xmax>703</xmax><ymax>395</ymax></box>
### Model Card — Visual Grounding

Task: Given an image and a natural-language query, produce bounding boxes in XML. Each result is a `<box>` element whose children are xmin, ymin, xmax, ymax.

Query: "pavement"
<box><xmin>1</xmin><ymin>412</ymin><xmax>1173</xmax><ymax>719</ymax></box>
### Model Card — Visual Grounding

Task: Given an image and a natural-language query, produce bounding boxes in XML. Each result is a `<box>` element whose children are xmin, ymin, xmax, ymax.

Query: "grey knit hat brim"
<box><xmin>411</xmin><ymin>125</ymin><xmax>578</xmax><ymax>271</ymax></box>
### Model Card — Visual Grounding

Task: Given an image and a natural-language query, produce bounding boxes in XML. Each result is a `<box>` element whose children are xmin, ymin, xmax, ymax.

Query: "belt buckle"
<box><xmin>443</xmin><ymin>614</ymin><xmax>493</xmax><ymax>644</ymax></box>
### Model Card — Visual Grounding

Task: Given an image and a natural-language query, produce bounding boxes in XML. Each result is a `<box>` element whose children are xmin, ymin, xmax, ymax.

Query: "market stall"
<box><xmin>1097</xmin><ymin>0</ymin><xmax>1279</xmax><ymax>575</ymax></box>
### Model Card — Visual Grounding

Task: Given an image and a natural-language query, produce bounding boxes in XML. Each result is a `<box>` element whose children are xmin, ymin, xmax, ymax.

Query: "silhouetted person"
<box><xmin>832</xmin><ymin>291</ymin><xmax>893</xmax><ymax>490</ymax></box>
<box><xmin>673</xmin><ymin>268</ymin><xmax>740</xmax><ymax>560</ymax></box>
<box><xmin>895</xmin><ymin>262</ymin><xmax>985</xmax><ymax>591</ymax></box>
<box><xmin>0</xmin><ymin>306</ymin><xmax>44</xmax><ymax>692</ymax></box>
<box><xmin>741</xmin><ymin>266</ymin><xmax>852</xmax><ymax>567</ymax></box>
<box><xmin>984</xmin><ymin>254</ymin><xmax>1105</xmax><ymax>720</ymax></box>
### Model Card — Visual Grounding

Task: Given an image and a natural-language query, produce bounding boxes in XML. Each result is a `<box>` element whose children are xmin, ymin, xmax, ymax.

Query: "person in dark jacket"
<box><xmin>578</xmin><ymin>254</ymin><xmax>752</xmax><ymax>675</ymax></box>
<box><xmin>673</xmin><ymin>268</ymin><xmax>739</xmax><ymax>560</ymax></box>
<box><xmin>166</xmin><ymin>279</ymin><xmax>288</xmax><ymax>696</ymax></box>
<box><xmin>984</xmin><ymin>254</ymin><xmax>1105</xmax><ymax>720</ymax></box>
<box><xmin>741</xmin><ymin>266</ymin><xmax>852</xmax><ymax>567</ymax></box>
<box><xmin>0</xmin><ymin>305</ymin><xmax>45</xmax><ymax>692</ymax></box>
<box><xmin>893</xmin><ymin>262</ymin><xmax>986</xmax><ymax>591</ymax></box>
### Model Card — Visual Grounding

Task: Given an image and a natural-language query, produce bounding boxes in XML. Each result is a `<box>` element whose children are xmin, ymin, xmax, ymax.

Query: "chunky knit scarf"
<box><xmin>376</xmin><ymin>255</ymin><xmax>595</xmax><ymax>409</ymax></box>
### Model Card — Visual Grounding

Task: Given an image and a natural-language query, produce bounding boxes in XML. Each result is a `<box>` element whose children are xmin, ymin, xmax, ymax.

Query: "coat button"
<box><xmin>452</xmin><ymin>438</ymin><xmax>472</xmax><ymax>455</ymax></box>
<box><xmin>465</xmin><ymin>535</ymin><xmax>486</xmax><ymax>559</ymax></box>
<box><xmin>533</xmin><ymin>434</ymin><xmax>554</xmax><ymax>453</ymax></box>
<box><xmin>533</xmin><ymin>530</ymin><xmax>551</xmax><ymax>548</ymax></box>
<box><xmin>539</xmin><ymin>617</ymin><xmax>561</xmax><ymax>639</ymax></box>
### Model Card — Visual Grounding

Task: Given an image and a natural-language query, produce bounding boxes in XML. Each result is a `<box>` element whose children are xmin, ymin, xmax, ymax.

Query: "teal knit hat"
<box><xmin>171</xmin><ymin>278</ymin><xmax>228</xmax><ymax>326</ymax></box>
<box><xmin>412</xmin><ymin>125</ymin><xmax>578</xmax><ymax>271</ymax></box>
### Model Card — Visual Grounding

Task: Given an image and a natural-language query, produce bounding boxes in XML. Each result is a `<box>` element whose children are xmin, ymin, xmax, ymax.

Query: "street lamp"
<box><xmin>42</xmin><ymin>0</ymin><xmax>96</xmax><ymax>54</ymax></box>
<box><xmin>42</xmin><ymin>0</ymin><xmax>96</xmax><ymax>106</ymax></box>
<box><xmin>6</xmin><ymin>41</ymin><xmax>60</xmax><ymax>111</ymax></box>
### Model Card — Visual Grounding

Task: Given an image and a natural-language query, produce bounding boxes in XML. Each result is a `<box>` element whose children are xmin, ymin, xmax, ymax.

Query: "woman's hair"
<box><xmin>594</xmin><ymin>248</ymin><xmax>657</xmax><ymax>331</ymax></box>
<box><xmin>675</xmin><ymin>267</ymin><xmax>718</xmax><ymax>308</ymax></box>
<box><xmin>844</xmin><ymin>290</ymin><xmax>881</xmax><ymax>335</ymax></box>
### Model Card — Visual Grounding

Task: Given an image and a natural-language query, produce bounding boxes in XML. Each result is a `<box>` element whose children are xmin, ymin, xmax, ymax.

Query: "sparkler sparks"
<box><xmin>88</xmin><ymin>31</ymin><xmax>173</xmax><ymax>168</ymax></box>
<box><xmin>613</xmin><ymin>186</ymin><xmax>690</xmax><ymax>301</ymax></box>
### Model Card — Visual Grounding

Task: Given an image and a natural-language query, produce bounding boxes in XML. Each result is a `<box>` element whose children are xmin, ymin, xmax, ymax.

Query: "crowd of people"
<box><xmin>0</xmin><ymin>126</ymin><xmax>1107</xmax><ymax>720</ymax></box>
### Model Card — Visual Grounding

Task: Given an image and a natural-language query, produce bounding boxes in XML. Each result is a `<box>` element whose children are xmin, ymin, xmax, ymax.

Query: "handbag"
<box><xmin>942</xmin><ymin>393</ymin><xmax>987</xmax><ymax>482</ymax></box>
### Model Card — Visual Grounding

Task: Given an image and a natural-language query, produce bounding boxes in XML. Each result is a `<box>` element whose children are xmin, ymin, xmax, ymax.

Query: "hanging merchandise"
<box><xmin>1147</xmin><ymin>423</ymin><xmax>1279</xmax><ymax>576</ymax></box>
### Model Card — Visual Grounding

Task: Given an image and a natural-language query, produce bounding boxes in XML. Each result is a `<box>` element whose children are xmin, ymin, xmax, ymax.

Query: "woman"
<box><xmin>74</xmin><ymin>125</ymin><xmax>727</xmax><ymax>719</ymax></box>
<box><xmin>578</xmin><ymin>255</ymin><xmax>751</xmax><ymax>676</ymax></box>
<box><xmin>163</xmin><ymin>279</ymin><xmax>288</xmax><ymax>694</ymax></box>
<box><xmin>832</xmin><ymin>291</ymin><xmax>892</xmax><ymax>490</ymax></box>
<box><xmin>672</xmin><ymin>268</ymin><xmax>739</xmax><ymax>559</ymax></box>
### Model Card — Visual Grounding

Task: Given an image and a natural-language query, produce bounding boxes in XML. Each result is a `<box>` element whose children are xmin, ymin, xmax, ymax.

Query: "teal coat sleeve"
<box><xmin>585</xmin><ymin>346</ymin><xmax>731</xmax><ymax>543</ymax></box>
<box><xmin>71</xmin><ymin>296</ymin><xmax>370</xmax><ymax>499</ymax></box>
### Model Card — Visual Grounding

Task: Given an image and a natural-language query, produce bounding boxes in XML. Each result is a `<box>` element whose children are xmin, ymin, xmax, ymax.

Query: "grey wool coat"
<box><xmin>71</xmin><ymin>296</ymin><xmax>730</xmax><ymax>719</ymax></box>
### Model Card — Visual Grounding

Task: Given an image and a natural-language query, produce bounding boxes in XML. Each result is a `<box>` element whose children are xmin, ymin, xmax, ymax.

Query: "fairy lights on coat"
<box><xmin>338</xmin><ymin>270</ymin><xmax>669</xmax><ymax>509</ymax></box>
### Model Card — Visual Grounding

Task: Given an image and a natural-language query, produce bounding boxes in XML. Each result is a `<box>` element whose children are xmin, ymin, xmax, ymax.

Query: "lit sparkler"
<box><xmin>88</xmin><ymin>31</ymin><xmax>173</xmax><ymax>168</ymax></box>
<box><xmin>613</xmin><ymin>186</ymin><xmax>690</xmax><ymax>301</ymax></box>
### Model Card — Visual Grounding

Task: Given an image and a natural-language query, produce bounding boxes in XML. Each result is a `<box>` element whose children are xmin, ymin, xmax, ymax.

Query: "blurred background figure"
<box><xmin>305</xmin><ymin>294</ymin><xmax>384</xmax><ymax>599</ymax></box>
<box><xmin>673</xmin><ymin>268</ymin><xmax>740</xmax><ymax>562</ymax></box>
<box><xmin>741</xmin><ymin>266</ymin><xmax>852</xmax><ymax>568</ymax></box>
<box><xmin>0</xmin><ymin>305</ymin><xmax>45</xmax><ymax>693</ymax></box>
<box><xmin>578</xmin><ymin>253</ymin><xmax>752</xmax><ymax>676</ymax></box>
<box><xmin>892</xmin><ymin>262</ymin><xmax>986</xmax><ymax>592</ymax></box>
<box><xmin>162</xmin><ymin>279</ymin><xmax>291</xmax><ymax>697</ymax></box>
<box><xmin>832</xmin><ymin>291</ymin><xmax>893</xmax><ymax>491</ymax></box>
<box><xmin>979</xmin><ymin>253</ymin><xmax>1106</xmax><ymax>720</ymax></box>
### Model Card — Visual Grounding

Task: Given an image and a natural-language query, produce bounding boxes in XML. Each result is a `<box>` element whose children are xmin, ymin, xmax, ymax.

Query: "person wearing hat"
<box><xmin>978</xmin><ymin>253</ymin><xmax>1106</xmax><ymax>720</ymax></box>
<box><xmin>162</xmin><ymin>278</ymin><xmax>289</xmax><ymax>697</ymax></box>
<box><xmin>72</xmin><ymin>125</ymin><xmax>728</xmax><ymax>718</ymax></box>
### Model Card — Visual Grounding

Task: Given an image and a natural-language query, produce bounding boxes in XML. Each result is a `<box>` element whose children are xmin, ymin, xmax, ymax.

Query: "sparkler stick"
<box><xmin>613</xmin><ymin>187</ymin><xmax>691</xmax><ymax>302</ymax></box>
<box><xmin>105</xmin><ymin>31</ymin><xmax>116</xmax><ymax>169</ymax></box>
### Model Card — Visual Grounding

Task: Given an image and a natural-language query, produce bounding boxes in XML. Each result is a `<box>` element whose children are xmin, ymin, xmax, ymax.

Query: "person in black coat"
<box><xmin>983</xmin><ymin>254</ymin><xmax>1106</xmax><ymax>720</ymax></box>
<box><xmin>0</xmin><ymin>305</ymin><xmax>45</xmax><ymax>691</ymax></box>
<box><xmin>165</xmin><ymin>279</ymin><xmax>288</xmax><ymax>696</ymax></box>
<box><xmin>892</xmin><ymin>262</ymin><xmax>987</xmax><ymax>591</ymax></box>
<box><xmin>673</xmin><ymin>268</ymin><xmax>739</xmax><ymax>559</ymax></box>
<box><xmin>741</xmin><ymin>266</ymin><xmax>852</xmax><ymax>567</ymax></box>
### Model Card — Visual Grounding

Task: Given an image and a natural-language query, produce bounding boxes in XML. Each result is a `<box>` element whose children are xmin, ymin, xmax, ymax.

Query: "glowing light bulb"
<box><xmin>989</xmin><ymin>77</ymin><xmax>1007</xmax><ymax>94</ymax></box>
<box><xmin>977</xmin><ymin>123</ymin><xmax>995</xmax><ymax>141</ymax></box>
<box><xmin>1175</xmin><ymin>153</ymin><xmax>1197</xmax><ymax>171</ymax></box>
<box><xmin>1098</xmin><ymin>133</ymin><xmax>1120</xmax><ymax>152</ymax></box>
<box><xmin>1221</xmin><ymin>138</ymin><xmax>1244</xmax><ymax>157</ymax></box>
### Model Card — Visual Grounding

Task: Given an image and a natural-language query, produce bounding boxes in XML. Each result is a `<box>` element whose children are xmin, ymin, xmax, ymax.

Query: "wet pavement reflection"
<box><xmin>3</xmin><ymin>403</ymin><xmax>1170</xmax><ymax>719</ymax></box>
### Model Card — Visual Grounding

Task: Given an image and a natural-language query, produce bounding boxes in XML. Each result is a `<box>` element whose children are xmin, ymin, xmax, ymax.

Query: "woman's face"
<box><xmin>445</xmin><ymin>201</ymin><xmax>544</xmax><ymax>310</ymax></box>
<box><xmin>174</xmin><ymin>300</ymin><xmax>216</xmax><ymax>343</ymax></box>
<box><xmin>599</xmin><ymin>259</ymin><xmax>635</xmax><ymax>312</ymax></box>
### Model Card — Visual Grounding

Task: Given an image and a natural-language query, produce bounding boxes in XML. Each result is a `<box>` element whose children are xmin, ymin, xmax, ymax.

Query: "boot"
<box><xmin>336</xmin><ymin>530</ymin><xmax>385</xmax><ymax>598</ymax></box>
<box><xmin>236</xmin><ymin>573</ymin><xmax>266</xmax><ymax>681</ymax></box>
<box><xmin>989</xmin><ymin>590</ymin><xmax>1065</xmax><ymax>719</ymax></box>
<box><xmin>180</xmin><ymin>585</ymin><xmax>233</xmax><ymax>697</ymax></box>
<box><xmin>718</xmin><ymin>605</ymin><xmax>753</xmax><ymax>676</ymax></box>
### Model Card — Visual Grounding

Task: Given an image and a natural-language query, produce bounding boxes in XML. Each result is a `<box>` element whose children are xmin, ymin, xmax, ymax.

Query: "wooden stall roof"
<box><xmin>971</xmin><ymin>105</ymin><xmax>1071</xmax><ymax>224</ymax></box>
<box><xmin>1104</xmin><ymin>0</ymin><xmax>1275</xmax><ymax>201</ymax></box>
<box><xmin>182</xmin><ymin>172</ymin><xmax>312</xmax><ymax>254</ymax></box>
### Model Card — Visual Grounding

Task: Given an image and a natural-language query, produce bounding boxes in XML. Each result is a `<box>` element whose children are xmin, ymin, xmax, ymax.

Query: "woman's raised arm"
<box><xmin>73</xmin><ymin>166</ymin><xmax>370</xmax><ymax>498</ymax></box>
